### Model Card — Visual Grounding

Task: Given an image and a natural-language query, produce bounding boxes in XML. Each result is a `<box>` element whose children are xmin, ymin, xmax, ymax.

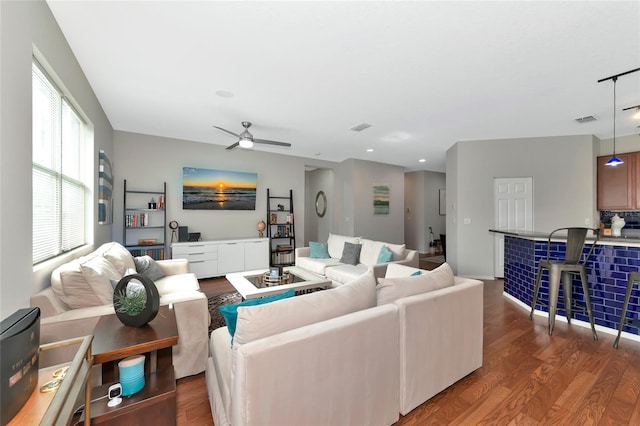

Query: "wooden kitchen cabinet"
<box><xmin>597</xmin><ymin>152</ymin><xmax>636</xmax><ymax>210</ymax></box>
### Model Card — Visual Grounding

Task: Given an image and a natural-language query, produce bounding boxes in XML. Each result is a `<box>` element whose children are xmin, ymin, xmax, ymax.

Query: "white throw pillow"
<box><xmin>101</xmin><ymin>242</ymin><xmax>136</xmax><ymax>275</ymax></box>
<box><xmin>376</xmin><ymin>262</ymin><xmax>455</xmax><ymax>305</ymax></box>
<box><xmin>233</xmin><ymin>271</ymin><xmax>377</xmax><ymax>346</ymax></box>
<box><xmin>79</xmin><ymin>255</ymin><xmax>122</xmax><ymax>305</ymax></box>
<box><xmin>327</xmin><ymin>233</ymin><xmax>361</xmax><ymax>259</ymax></box>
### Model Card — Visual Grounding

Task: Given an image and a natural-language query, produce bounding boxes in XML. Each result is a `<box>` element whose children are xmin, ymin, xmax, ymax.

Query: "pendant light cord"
<box><xmin>613</xmin><ymin>76</ymin><xmax>617</xmax><ymax>153</ymax></box>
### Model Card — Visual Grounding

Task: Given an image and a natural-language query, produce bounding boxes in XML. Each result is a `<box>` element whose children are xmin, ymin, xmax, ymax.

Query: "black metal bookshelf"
<box><xmin>266</xmin><ymin>188</ymin><xmax>296</xmax><ymax>266</ymax></box>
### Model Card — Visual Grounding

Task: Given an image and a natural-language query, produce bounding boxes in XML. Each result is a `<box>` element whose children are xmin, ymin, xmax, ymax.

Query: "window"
<box><xmin>32</xmin><ymin>60</ymin><xmax>89</xmax><ymax>264</ymax></box>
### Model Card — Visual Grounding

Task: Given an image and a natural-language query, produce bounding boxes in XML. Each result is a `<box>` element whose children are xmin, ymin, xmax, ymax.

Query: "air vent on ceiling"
<box><xmin>350</xmin><ymin>123</ymin><xmax>372</xmax><ymax>132</ymax></box>
<box><xmin>575</xmin><ymin>115</ymin><xmax>597</xmax><ymax>123</ymax></box>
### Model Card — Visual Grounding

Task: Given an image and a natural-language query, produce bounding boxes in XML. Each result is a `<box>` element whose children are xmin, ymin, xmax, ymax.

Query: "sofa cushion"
<box><xmin>385</xmin><ymin>263</ymin><xmax>421</xmax><ymax>278</ymax></box>
<box><xmin>340</xmin><ymin>241</ymin><xmax>362</xmax><ymax>266</ymax></box>
<box><xmin>325</xmin><ymin>263</ymin><xmax>369</xmax><ymax>284</ymax></box>
<box><xmin>376</xmin><ymin>263</ymin><xmax>455</xmax><ymax>305</ymax></box>
<box><xmin>233</xmin><ymin>271</ymin><xmax>377</xmax><ymax>346</ymax></box>
<box><xmin>360</xmin><ymin>239</ymin><xmax>406</xmax><ymax>265</ymax></box>
<box><xmin>219</xmin><ymin>290</ymin><xmax>295</xmax><ymax>340</ymax></box>
<box><xmin>154</xmin><ymin>273</ymin><xmax>200</xmax><ymax>295</ymax></box>
<box><xmin>133</xmin><ymin>255</ymin><xmax>166</xmax><ymax>281</ymax></box>
<box><xmin>387</xmin><ymin>242</ymin><xmax>407</xmax><ymax>261</ymax></box>
<box><xmin>100</xmin><ymin>242</ymin><xmax>136</xmax><ymax>275</ymax></box>
<box><xmin>295</xmin><ymin>256</ymin><xmax>343</xmax><ymax>275</ymax></box>
<box><xmin>309</xmin><ymin>241</ymin><xmax>330</xmax><ymax>259</ymax></box>
<box><xmin>327</xmin><ymin>233</ymin><xmax>361</xmax><ymax>259</ymax></box>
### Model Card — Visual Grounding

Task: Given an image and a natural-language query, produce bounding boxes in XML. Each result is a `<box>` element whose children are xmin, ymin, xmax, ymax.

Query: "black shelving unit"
<box><xmin>123</xmin><ymin>180</ymin><xmax>167</xmax><ymax>260</ymax></box>
<box><xmin>266</xmin><ymin>188</ymin><xmax>296</xmax><ymax>267</ymax></box>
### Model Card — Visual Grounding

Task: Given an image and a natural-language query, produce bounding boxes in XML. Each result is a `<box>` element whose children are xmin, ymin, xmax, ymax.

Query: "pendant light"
<box><xmin>605</xmin><ymin>76</ymin><xmax>623</xmax><ymax>167</ymax></box>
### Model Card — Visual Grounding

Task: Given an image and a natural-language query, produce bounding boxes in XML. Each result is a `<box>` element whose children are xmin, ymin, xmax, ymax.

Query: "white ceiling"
<box><xmin>46</xmin><ymin>1</ymin><xmax>640</xmax><ymax>172</ymax></box>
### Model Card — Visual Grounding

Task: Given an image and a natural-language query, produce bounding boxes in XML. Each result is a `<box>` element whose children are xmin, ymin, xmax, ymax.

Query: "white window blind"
<box><xmin>32</xmin><ymin>61</ymin><xmax>88</xmax><ymax>264</ymax></box>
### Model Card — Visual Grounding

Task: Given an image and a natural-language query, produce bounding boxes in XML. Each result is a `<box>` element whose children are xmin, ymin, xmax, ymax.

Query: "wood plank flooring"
<box><xmin>178</xmin><ymin>277</ymin><xmax>640</xmax><ymax>425</ymax></box>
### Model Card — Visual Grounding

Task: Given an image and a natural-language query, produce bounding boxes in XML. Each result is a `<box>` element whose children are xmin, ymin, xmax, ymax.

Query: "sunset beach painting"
<box><xmin>183</xmin><ymin>167</ymin><xmax>257</xmax><ymax>210</ymax></box>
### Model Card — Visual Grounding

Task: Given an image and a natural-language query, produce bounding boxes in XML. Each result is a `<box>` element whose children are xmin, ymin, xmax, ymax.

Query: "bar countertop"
<box><xmin>489</xmin><ymin>228</ymin><xmax>640</xmax><ymax>247</ymax></box>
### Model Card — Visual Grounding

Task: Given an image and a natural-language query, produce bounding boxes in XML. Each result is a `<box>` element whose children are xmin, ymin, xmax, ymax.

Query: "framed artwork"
<box><xmin>98</xmin><ymin>150</ymin><xmax>113</xmax><ymax>224</ymax></box>
<box><xmin>183</xmin><ymin>167</ymin><xmax>257</xmax><ymax>210</ymax></box>
<box><xmin>373</xmin><ymin>183</ymin><xmax>390</xmax><ymax>215</ymax></box>
<box><xmin>439</xmin><ymin>189</ymin><xmax>446</xmax><ymax>215</ymax></box>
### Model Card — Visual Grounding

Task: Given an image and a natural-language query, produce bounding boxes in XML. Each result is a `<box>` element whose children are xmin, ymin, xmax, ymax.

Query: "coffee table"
<box><xmin>226</xmin><ymin>266</ymin><xmax>332</xmax><ymax>299</ymax></box>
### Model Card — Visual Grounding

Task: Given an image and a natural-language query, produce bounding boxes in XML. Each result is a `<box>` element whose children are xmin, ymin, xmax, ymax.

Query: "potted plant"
<box><xmin>113</xmin><ymin>274</ymin><xmax>159</xmax><ymax>327</ymax></box>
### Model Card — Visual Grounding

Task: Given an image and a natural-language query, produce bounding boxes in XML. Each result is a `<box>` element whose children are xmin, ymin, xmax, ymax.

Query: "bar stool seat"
<box><xmin>529</xmin><ymin>227</ymin><xmax>599</xmax><ymax>340</ymax></box>
<box><xmin>614</xmin><ymin>272</ymin><xmax>640</xmax><ymax>348</ymax></box>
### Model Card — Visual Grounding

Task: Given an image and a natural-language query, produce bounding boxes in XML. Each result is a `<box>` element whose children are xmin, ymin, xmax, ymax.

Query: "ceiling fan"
<box><xmin>213</xmin><ymin>121</ymin><xmax>292</xmax><ymax>150</ymax></box>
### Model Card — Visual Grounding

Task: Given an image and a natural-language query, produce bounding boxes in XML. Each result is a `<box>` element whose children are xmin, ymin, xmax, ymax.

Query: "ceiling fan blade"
<box><xmin>213</xmin><ymin>126</ymin><xmax>240</xmax><ymax>138</ymax></box>
<box><xmin>254</xmin><ymin>138</ymin><xmax>291</xmax><ymax>147</ymax></box>
<box><xmin>225</xmin><ymin>141</ymin><xmax>240</xmax><ymax>150</ymax></box>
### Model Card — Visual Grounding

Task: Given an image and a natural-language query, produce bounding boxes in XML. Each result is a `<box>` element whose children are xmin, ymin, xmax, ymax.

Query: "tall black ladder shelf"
<box><xmin>266</xmin><ymin>189</ymin><xmax>296</xmax><ymax>267</ymax></box>
<box><xmin>123</xmin><ymin>180</ymin><xmax>167</xmax><ymax>260</ymax></box>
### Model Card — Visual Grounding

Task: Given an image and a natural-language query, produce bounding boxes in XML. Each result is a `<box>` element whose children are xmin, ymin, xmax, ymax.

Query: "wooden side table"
<box><xmin>81</xmin><ymin>305</ymin><xmax>179</xmax><ymax>425</ymax></box>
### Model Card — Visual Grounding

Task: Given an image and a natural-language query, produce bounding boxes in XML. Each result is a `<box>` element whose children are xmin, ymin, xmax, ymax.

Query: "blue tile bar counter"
<box><xmin>494</xmin><ymin>230</ymin><xmax>640</xmax><ymax>339</ymax></box>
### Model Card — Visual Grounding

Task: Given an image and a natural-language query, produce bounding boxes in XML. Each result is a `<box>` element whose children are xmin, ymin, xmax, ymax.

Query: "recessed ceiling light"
<box><xmin>366</xmin><ymin>148</ymin><xmax>374</xmax><ymax>152</ymax></box>
<box><xmin>419</xmin><ymin>159</ymin><xmax>426</xmax><ymax>163</ymax></box>
<box><xmin>215</xmin><ymin>90</ymin><xmax>234</xmax><ymax>98</ymax></box>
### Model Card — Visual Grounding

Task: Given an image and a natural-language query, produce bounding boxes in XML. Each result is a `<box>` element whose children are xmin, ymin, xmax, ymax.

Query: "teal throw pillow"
<box><xmin>309</xmin><ymin>241</ymin><xmax>330</xmax><ymax>259</ymax></box>
<box><xmin>377</xmin><ymin>245</ymin><xmax>393</xmax><ymax>264</ymax></box>
<box><xmin>410</xmin><ymin>270</ymin><xmax>421</xmax><ymax>276</ymax></box>
<box><xmin>219</xmin><ymin>289</ymin><xmax>295</xmax><ymax>340</ymax></box>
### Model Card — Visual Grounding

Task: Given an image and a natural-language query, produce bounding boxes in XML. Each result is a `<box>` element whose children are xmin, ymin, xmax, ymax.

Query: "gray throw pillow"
<box><xmin>133</xmin><ymin>255</ymin><xmax>166</xmax><ymax>281</ymax></box>
<box><xmin>340</xmin><ymin>242</ymin><xmax>362</xmax><ymax>266</ymax></box>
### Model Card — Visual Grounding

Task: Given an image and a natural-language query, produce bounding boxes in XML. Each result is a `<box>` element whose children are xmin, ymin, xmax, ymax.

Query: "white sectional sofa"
<box><xmin>30</xmin><ymin>242</ymin><xmax>210</xmax><ymax>380</ymax></box>
<box><xmin>295</xmin><ymin>233</ymin><xmax>419</xmax><ymax>285</ymax></box>
<box><xmin>205</xmin><ymin>262</ymin><xmax>483</xmax><ymax>425</ymax></box>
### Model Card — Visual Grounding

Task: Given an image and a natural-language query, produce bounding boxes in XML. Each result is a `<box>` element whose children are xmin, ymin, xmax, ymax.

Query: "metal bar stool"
<box><xmin>614</xmin><ymin>272</ymin><xmax>640</xmax><ymax>348</ymax></box>
<box><xmin>529</xmin><ymin>227</ymin><xmax>599</xmax><ymax>339</ymax></box>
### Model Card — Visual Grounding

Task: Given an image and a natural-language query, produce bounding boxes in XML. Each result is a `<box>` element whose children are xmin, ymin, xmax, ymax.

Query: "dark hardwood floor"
<box><xmin>178</xmin><ymin>275</ymin><xmax>640</xmax><ymax>425</ymax></box>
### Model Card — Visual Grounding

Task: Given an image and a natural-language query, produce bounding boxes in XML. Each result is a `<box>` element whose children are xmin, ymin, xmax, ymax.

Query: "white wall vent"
<box><xmin>350</xmin><ymin>123</ymin><xmax>372</xmax><ymax>132</ymax></box>
<box><xmin>575</xmin><ymin>115</ymin><xmax>596</xmax><ymax>123</ymax></box>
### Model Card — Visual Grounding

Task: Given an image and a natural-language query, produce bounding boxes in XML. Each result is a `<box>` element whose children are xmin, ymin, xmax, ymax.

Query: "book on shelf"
<box><xmin>128</xmin><ymin>247</ymin><xmax>165</xmax><ymax>260</ymax></box>
<box><xmin>271</xmin><ymin>251</ymin><xmax>294</xmax><ymax>265</ymax></box>
<box><xmin>276</xmin><ymin>244</ymin><xmax>293</xmax><ymax>251</ymax></box>
<box><xmin>125</xmin><ymin>213</ymin><xmax>150</xmax><ymax>227</ymax></box>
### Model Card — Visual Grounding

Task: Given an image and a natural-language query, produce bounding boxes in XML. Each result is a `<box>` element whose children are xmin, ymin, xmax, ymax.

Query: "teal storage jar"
<box><xmin>118</xmin><ymin>355</ymin><xmax>145</xmax><ymax>396</ymax></box>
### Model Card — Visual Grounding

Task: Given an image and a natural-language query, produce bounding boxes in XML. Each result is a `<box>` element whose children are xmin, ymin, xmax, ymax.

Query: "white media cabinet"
<box><xmin>171</xmin><ymin>238</ymin><xmax>269</xmax><ymax>279</ymax></box>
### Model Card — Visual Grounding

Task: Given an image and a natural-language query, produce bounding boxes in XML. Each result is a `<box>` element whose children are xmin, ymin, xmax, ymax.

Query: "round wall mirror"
<box><xmin>315</xmin><ymin>191</ymin><xmax>327</xmax><ymax>217</ymax></box>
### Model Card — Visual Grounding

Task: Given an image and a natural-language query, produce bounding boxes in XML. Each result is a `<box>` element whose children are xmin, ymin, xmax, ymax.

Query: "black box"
<box><xmin>178</xmin><ymin>226</ymin><xmax>189</xmax><ymax>242</ymax></box>
<box><xmin>1</xmin><ymin>307</ymin><xmax>40</xmax><ymax>425</ymax></box>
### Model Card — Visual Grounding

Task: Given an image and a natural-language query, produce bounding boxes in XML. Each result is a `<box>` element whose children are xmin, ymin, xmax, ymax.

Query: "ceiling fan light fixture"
<box><xmin>634</xmin><ymin>107</ymin><xmax>640</xmax><ymax>120</ymax></box>
<box><xmin>239</xmin><ymin>137</ymin><xmax>253</xmax><ymax>149</ymax></box>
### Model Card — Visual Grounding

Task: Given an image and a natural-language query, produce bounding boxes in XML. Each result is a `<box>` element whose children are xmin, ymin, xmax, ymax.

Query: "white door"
<box><xmin>494</xmin><ymin>177</ymin><xmax>533</xmax><ymax>277</ymax></box>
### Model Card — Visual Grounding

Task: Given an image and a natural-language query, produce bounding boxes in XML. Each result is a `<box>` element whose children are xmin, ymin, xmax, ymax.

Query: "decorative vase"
<box><xmin>113</xmin><ymin>274</ymin><xmax>160</xmax><ymax>327</ymax></box>
<box><xmin>611</xmin><ymin>214</ymin><xmax>626</xmax><ymax>237</ymax></box>
<box><xmin>257</xmin><ymin>219</ymin><xmax>266</xmax><ymax>238</ymax></box>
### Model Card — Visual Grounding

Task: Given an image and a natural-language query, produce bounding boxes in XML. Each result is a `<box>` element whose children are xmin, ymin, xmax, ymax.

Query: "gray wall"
<box><xmin>597</xmin><ymin>134</ymin><xmax>640</xmax><ymax>156</ymax></box>
<box><xmin>304</xmin><ymin>168</ymin><xmax>334</xmax><ymax>245</ymax></box>
<box><xmin>404</xmin><ymin>170</ymin><xmax>446</xmax><ymax>253</ymax></box>
<box><xmin>0</xmin><ymin>1</ymin><xmax>114</xmax><ymax>320</ymax></box>
<box><xmin>337</xmin><ymin>159</ymin><xmax>406</xmax><ymax>244</ymax></box>
<box><xmin>112</xmin><ymin>131</ymin><xmax>337</xmax><ymax>252</ymax></box>
<box><xmin>447</xmin><ymin>135</ymin><xmax>598</xmax><ymax>279</ymax></box>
